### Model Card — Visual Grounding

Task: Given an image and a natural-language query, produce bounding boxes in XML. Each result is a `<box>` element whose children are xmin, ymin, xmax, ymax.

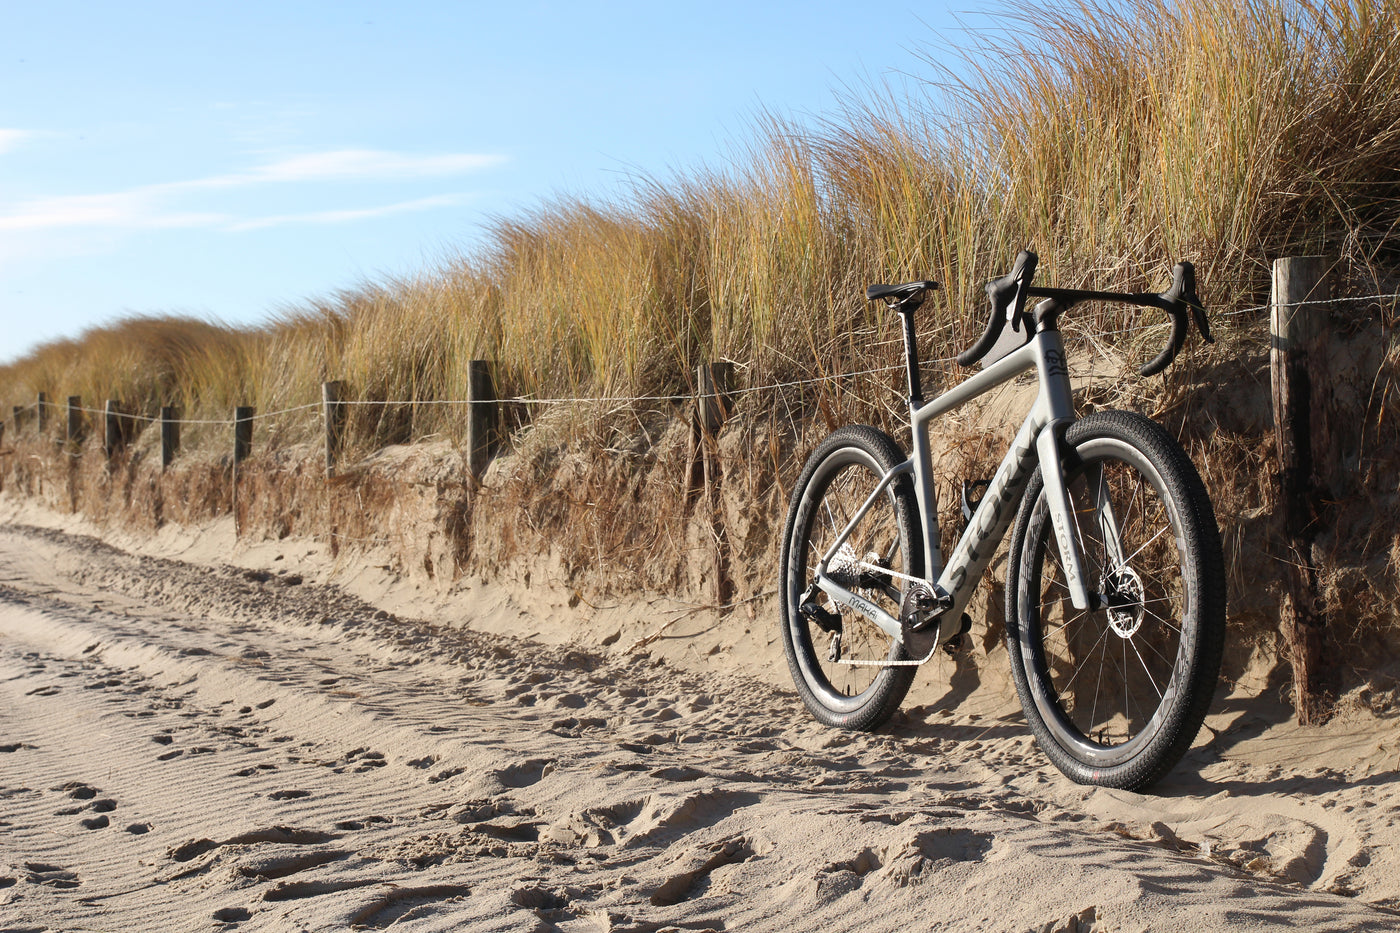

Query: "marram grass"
<box><xmin>4</xmin><ymin>0</ymin><xmax>1400</xmax><ymax>452</ymax></box>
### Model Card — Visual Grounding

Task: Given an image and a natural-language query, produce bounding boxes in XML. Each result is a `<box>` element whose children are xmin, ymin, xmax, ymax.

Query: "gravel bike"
<box><xmin>779</xmin><ymin>250</ymin><xmax>1226</xmax><ymax>791</ymax></box>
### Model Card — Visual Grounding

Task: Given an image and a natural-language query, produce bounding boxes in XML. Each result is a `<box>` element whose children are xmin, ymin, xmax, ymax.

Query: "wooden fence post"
<box><xmin>1271</xmin><ymin>256</ymin><xmax>1333</xmax><ymax>725</ymax></box>
<box><xmin>103</xmin><ymin>400</ymin><xmax>125</xmax><ymax>457</ymax></box>
<box><xmin>234</xmin><ymin>407</ymin><xmax>255</xmax><ymax>464</ymax></box>
<box><xmin>697</xmin><ymin>362</ymin><xmax>736</xmax><ymax>607</ymax></box>
<box><xmin>232</xmin><ymin>407</ymin><xmax>255</xmax><ymax>539</ymax></box>
<box><xmin>697</xmin><ymin>362</ymin><xmax>735</xmax><ymax>439</ymax></box>
<box><xmin>161</xmin><ymin>407</ymin><xmax>180</xmax><ymax>469</ymax></box>
<box><xmin>323</xmin><ymin>381</ymin><xmax>346</xmax><ymax>477</ymax></box>
<box><xmin>36</xmin><ymin>393</ymin><xmax>47</xmax><ymax>436</ymax></box>
<box><xmin>466</xmin><ymin>361</ymin><xmax>497</xmax><ymax>480</ymax></box>
<box><xmin>67</xmin><ymin>396</ymin><xmax>85</xmax><ymax>447</ymax></box>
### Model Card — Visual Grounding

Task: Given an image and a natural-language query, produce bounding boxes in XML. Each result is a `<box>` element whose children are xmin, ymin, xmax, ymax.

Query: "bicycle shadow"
<box><xmin>889</xmin><ymin>649</ymin><xmax>1027</xmax><ymax>742</ymax></box>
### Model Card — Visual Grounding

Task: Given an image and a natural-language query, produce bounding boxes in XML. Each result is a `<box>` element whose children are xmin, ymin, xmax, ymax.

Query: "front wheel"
<box><xmin>779</xmin><ymin>425</ymin><xmax>923</xmax><ymax>731</ymax></box>
<box><xmin>1006</xmin><ymin>411</ymin><xmax>1226</xmax><ymax>791</ymax></box>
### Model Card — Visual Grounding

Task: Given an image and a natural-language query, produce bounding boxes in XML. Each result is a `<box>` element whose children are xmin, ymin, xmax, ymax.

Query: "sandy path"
<box><xmin>1</xmin><ymin>524</ymin><xmax>1398</xmax><ymax>932</ymax></box>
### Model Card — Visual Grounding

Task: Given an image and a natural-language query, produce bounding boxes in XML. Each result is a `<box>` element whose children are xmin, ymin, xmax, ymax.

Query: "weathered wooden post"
<box><xmin>103</xmin><ymin>400</ymin><xmax>125</xmax><ymax>457</ymax></box>
<box><xmin>323</xmin><ymin>381</ymin><xmax>346</xmax><ymax>477</ymax></box>
<box><xmin>234</xmin><ymin>407</ymin><xmax>255</xmax><ymax>464</ymax></box>
<box><xmin>698</xmin><ymin>362</ymin><xmax>735</xmax><ymax>439</ymax></box>
<box><xmin>466</xmin><ymin>361</ymin><xmax>497</xmax><ymax>480</ymax></box>
<box><xmin>160</xmin><ymin>407</ymin><xmax>180</xmax><ymax>468</ymax></box>
<box><xmin>36</xmin><ymin>392</ymin><xmax>47</xmax><ymax>436</ymax></box>
<box><xmin>697</xmin><ymin>361</ymin><xmax>736</xmax><ymax>607</ymax></box>
<box><xmin>1271</xmin><ymin>256</ymin><xmax>1333</xmax><ymax>725</ymax></box>
<box><xmin>67</xmin><ymin>396</ymin><xmax>85</xmax><ymax>447</ymax></box>
<box><xmin>232</xmin><ymin>406</ymin><xmax>255</xmax><ymax>538</ymax></box>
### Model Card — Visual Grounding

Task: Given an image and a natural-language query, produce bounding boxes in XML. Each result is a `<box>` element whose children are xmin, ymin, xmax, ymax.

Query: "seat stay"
<box><xmin>813</xmin><ymin>460</ymin><xmax>914</xmax><ymax>576</ymax></box>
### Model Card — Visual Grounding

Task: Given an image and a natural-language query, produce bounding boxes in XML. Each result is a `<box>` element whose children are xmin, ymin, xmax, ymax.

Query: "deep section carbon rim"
<box><xmin>1024</xmin><ymin>436</ymin><xmax>1191</xmax><ymax>763</ymax></box>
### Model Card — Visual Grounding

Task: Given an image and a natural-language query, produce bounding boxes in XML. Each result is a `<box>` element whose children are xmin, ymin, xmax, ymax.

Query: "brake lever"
<box><xmin>957</xmin><ymin>250</ymin><xmax>1037</xmax><ymax>368</ymax></box>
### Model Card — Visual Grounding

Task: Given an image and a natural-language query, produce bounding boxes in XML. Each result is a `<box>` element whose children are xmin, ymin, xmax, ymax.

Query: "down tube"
<box><xmin>933</xmin><ymin>410</ymin><xmax>1045</xmax><ymax>641</ymax></box>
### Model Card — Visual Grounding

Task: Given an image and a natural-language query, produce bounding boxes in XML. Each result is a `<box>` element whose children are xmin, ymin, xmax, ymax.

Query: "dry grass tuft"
<box><xmin>6</xmin><ymin>0</ymin><xmax>1400</xmax><ymax>672</ymax></box>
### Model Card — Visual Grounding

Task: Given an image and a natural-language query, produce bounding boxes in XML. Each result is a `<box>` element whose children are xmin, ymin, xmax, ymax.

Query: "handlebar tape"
<box><xmin>957</xmin><ymin>250</ymin><xmax>1038</xmax><ymax>367</ymax></box>
<box><xmin>1139</xmin><ymin>261</ymin><xmax>1211</xmax><ymax>377</ymax></box>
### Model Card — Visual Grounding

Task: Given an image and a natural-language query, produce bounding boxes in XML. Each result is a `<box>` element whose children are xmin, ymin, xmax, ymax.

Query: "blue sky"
<box><xmin>1</xmin><ymin>2</ymin><xmax>965</xmax><ymax>364</ymax></box>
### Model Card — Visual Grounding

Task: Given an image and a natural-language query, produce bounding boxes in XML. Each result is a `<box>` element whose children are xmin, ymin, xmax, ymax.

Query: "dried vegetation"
<box><xmin>5</xmin><ymin>0</ymin><xmax>1400</xmax><ymax>691</ymax></box>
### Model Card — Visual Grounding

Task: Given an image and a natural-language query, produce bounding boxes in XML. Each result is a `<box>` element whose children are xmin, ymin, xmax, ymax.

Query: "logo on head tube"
<box><xmin>1044</xmin><ymin>348</ymin><xmax>1069</xmax><ymax>378</ymax></box>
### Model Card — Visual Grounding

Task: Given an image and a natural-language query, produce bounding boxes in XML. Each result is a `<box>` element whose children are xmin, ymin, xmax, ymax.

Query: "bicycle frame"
<box><xmin>811</xmin><ymin>325</ymin><xmax>1097</xmax><ymax>661</ymax></box>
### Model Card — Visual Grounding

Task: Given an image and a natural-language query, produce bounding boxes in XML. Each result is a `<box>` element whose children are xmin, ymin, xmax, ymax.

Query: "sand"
<box><xmin>2</xmin><ymin>504</ymin><xmax>1400</xmax><ymax>932</ymax></box>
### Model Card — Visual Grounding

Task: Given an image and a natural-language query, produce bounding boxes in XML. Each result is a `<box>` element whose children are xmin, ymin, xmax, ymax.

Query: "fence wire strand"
<box><xmin>8</xmin><ymin>290</ymin><xmax>1400</xmax><ymax>431</ymax></box>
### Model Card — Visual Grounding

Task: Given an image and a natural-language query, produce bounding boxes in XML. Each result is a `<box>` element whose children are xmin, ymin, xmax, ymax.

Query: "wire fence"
<box><xmin>5</xmin><ymin>289</ymin><xmax>1398</xmax><ymax>432</ymax></box>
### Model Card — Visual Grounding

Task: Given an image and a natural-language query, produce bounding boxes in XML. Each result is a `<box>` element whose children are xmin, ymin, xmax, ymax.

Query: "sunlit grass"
<box><xmin>4</xmin><ymin>0</ymin><xmax>1400</xmax><ymax>451</ymax></box>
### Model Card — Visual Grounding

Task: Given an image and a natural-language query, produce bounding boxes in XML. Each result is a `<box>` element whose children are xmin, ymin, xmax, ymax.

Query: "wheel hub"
<box><xmin>1103</xmin><ymin>567</ymin><xmax>1145</xmax><ymax>638</ymax></box>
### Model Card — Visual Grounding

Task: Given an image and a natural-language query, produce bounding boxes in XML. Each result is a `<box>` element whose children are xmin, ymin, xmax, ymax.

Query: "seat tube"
<box><xmin>899</xmin><ymin>307</ymin><xmax>941</xmax><ymax>579</ymax></box>
<box><xmin>1032</xmin><ymin>330</ymin><xmax>1092</xmax><ymax>609</ymax></box>
<box><xmin>909</xmin><ymin>401</ymin><xmax>942</xmax><ymax>579</ymax></box>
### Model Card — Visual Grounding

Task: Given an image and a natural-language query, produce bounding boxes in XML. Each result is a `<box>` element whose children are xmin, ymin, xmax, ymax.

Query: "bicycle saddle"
<box><xmin>865</xmin><ymin>280</ymin><xmax>939</xmax><ymax>305</ymax></box>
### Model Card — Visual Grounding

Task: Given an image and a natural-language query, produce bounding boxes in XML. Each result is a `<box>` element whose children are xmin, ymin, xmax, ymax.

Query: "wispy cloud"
<box><xmin>245</xmin><ymin>150</ymin><xmax>505</xmax><ymax>183</ymax></box>
<box><xmin>0</xmin><ymin>191</ymin><xmax>229</xmax><ymax>232</ymax></box>
<box><xmin>0</xmin><ymin>148</ymin><xmax>504</xmax><ymax>232</ymax></box>
<box><xmin>228</xmin><ymin>194</ymin><xmax>475</xmax><ymax>231</ymax></box>
<box><xmin>0</xmin><ymin>129</ymin><xmax>35</xmax><ymax>155</ymax></box>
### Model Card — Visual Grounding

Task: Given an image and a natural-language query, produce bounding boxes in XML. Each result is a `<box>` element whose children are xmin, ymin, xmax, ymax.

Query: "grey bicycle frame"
<box><xmin>811</xmin><ymin>327</ymin><xmax>1095</xmax><ymax>661</ymax></box>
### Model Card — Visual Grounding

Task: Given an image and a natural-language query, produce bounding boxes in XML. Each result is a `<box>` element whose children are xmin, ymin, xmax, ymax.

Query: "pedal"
<box><xmin>800</xmin><ymin>601</ymin><xmax>843</xmax><ymax>634</ymax></box>
<box><xmin>961</xmin><ymin>479</ymin><xmax>992</xmax><ymax>528</ymax></box>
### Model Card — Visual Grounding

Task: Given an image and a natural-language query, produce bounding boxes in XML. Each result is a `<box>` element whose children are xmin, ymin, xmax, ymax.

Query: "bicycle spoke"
<box><xmin>1060</xmin><ymin>621</ymin><xmax>1114</xmax><ymax>694</ymax></box>
<box><xmin>1140</xmin><ymin>605</ymin><xmax>1184</xmax><ymax>634</ymax></box>
<box><xmin>1128</xmin><ymin>637</ymin><xmax>1165</xmax><ymax>702</ymax></box>
<box><xmin>1113</xmin><ymin>523</ymin><xmax>1170</xmax><ymax>573</ymax></box>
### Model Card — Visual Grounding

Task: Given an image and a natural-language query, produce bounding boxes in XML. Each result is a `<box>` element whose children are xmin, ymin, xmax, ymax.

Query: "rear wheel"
<box><xmin>779</xmin><ymin>425</ymin><xmax>922</xmax><ymax>730</ymax></box>
<box><xmin>1006</xmin><ymin>411</ymin><xmax>1225</xmax><ymax>791</ymax></box>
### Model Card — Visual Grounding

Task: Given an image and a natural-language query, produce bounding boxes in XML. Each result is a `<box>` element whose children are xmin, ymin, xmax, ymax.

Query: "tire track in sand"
<box><xmin>0</xmin><ymin>524</ymin><xmax>1396</xmax><ymax>932</ymax></box>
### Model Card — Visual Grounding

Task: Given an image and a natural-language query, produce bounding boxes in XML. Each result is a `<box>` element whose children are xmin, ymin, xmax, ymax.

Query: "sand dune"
<box><xmin>1</xmin><ymin>517</ymin><xmax>1398</xmax><ymax>931</ymax></box>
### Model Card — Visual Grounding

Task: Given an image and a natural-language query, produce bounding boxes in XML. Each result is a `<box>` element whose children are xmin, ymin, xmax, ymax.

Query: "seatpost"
<box><xmin>897</xmin><ymin>305</ymin><xmax>924</xmax><ymax>406</ymax></box>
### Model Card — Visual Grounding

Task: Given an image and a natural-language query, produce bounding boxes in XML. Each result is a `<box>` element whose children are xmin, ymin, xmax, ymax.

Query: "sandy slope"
<box><xmin>1</xmin><ymin>520</ymin><xmax>1399</xmax><ymax>932</ymax></box>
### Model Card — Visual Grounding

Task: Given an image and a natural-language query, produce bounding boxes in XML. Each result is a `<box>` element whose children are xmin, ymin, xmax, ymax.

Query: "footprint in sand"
<box><xmin>268</xmin><ymin>789</ymin><xmax>312</xmax><ymax>801</ymax></box>
<box><xmin>650</xmin><ymin>835</ymin><xmax>757</xmax><ymax>906</ymax></box>
<box><xmin>212</xmin><ymin>906</ymin><xmax>252</xmax><ymax>923</ymax></box>
<box><xmin>427</xmin><ymin>766</ymin><xmax>465</xmax><ymax>785</ymax></box>
<box><xmin>24</xmin><ymin>862</ymin><xmax>80</xmax><ymax>889</ymax></box>
<box><xmin>331</xmin><ymin>748</ymin><xmax>387</xmax><ymax>774</ymax></box>
<box><xmin>494</xmin><ymin>758</ymin><xmax>555</xmax><ymax>789</ymax></box>
<box><xmin>346</xmin><ymin>883</ymin><xmax>472</xmax><ymax>928</ymax></box>
<box><xmin>58</xmin><ymin>782</ymin><xmax>98</xmax><ymax>800</ymax></box>
<box><xmin>235</xmin><ymin>847</ymin><xmax>350</xmax><ymax>880</ymax></box>
<box><xmin>333</xmin><ymin>816</ymin><xmax>391</xmax><ymax>831</ymax></box>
